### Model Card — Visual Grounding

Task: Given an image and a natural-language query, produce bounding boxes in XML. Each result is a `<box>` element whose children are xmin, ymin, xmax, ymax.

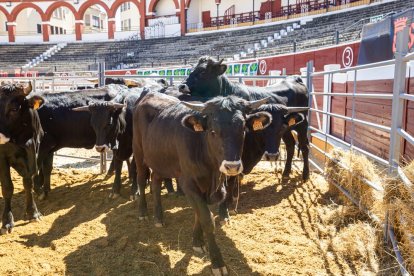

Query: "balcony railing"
<box><xmin>188</xmin><ymin>0</ymin><xmax>369</xmax><ymax>32</ymax></box>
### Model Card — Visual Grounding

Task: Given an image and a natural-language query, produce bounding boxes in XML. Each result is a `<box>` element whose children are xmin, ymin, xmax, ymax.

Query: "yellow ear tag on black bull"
<box><xmin>253</xmin><ymin>120</ymin><xmax>264</xmax><ymax>131</ymax></box>
<box><xmin>288</xmin><ymin>118</ymin><xmax>296</xmax><ymax>127</ymax></box>
<box><xmin>33</xmin><ymin>100</ymin><xmax>42</xmax><ymax>110</ymax></box>
<box><xmin>193</xmin><ymin>123</ymin><xmax>204</xmax><ymax>132</ymax></box>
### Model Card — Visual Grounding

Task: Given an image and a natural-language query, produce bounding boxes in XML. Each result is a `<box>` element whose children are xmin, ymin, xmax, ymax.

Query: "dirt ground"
<box><xmin>0</xmin><ymin>153</ymin><xmax>397</xmax><ymax>276</ymax></box>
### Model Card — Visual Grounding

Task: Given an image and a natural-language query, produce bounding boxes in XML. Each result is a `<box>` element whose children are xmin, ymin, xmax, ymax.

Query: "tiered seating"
<box><xmin>1</xmin><ymin>0</ymin><xmax>411</xmax><ymax>72</ymax></box>
<box><xmin>0</xmin><ymin>44</ymin><xmax>54</xmax><ymax>72</ymax></box>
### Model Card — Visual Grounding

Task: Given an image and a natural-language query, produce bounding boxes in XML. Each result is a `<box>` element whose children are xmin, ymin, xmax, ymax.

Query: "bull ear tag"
<box><xmin>252</xmin><ymin>119</ymin><xmax>264</xmax><ymax>131</ymax></box>
<box><xmin>288</xmin><ymin>117</ymin><xmax>296</xmax><ymax>127</ymax></box>
<box><xmin>193</xmin><ymin>123</ymin><xmax>204</xmax><ymax>132</ymax></box>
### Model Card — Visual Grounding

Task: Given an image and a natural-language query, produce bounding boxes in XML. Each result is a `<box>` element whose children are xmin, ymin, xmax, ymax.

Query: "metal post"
<box><xmin>293</xmin><ymin>40</ymin><xmax>297</xmax><ymax>52</ymax></box>
<box><xmin>335</xmin><ymin>30</ymin><xmax>339</xmax><ymax>44</ymax></box>
<box><xmin>216</xmin><ymin>3</ymin><xmax>219</xmax><ymax>30</ymax></box>
<box><xmin>306</xmin><ymin>60</ymin><xmax>314</xmax><ymax>143</ymax></box>
<box><xmin>169</xmin><ymin>76</ymin><xmax>174</xmax><ymax>86</ymax></box>
<box><xmin>389</xmin><ymin>27</ymin><xmax>409</xmax><ymax>173</ymax></box>
<box><xmin>252</xmin><ymin>0</ymin><xmax>255</xmax><ymax>24</ymax></box>
<box><xmin>100</xmin><ymin>151</ymin><xmax>107</xmax><ymax>174</ymax></box>
<box><xmin>98</xmin><ymin>61</ymin><xmax>105</xmax><ymax>87</ymax></box>
<box><xmin>51</xmin><ymin>75</ymin><xmax>55</xmax><ymax>93</ymax></box>
<box><xmin>282</xmin><ymin>68</ymin><xmax>286</xmax><ymax>76</ymax></box>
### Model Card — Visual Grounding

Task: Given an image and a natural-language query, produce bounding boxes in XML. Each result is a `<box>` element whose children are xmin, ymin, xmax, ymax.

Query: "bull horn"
<box><xmin>286</xmin><ymin>107</ymin><xmax>309</xmax><ymax>114</ymax></box>
<box><xmin>124</xmin><ymin>79</ymin><xmax>138</xmax><ymax>87</ymax></box>
<box><xmin>111</xmin><ymin>103</ymin><xmax>126</xmax><ymax>109</ymax></box>
<box><xmin>181</xmin><ymin>101</ymin><xmax>205</xmax><ymax>112</ymax></box>
<box><xmin>23</xmin><ymin>81</ymin><xmax>32</xmax><ymax>95</ymax></box>
<box><xmin>217</xmin><ymin>58</ymin><xmax>224</xmax><ymax>65</ymax></box>
<box><xmin>72</xmin><ymin>106</ymin><xmax>90</xmax><ymax>112</ymax></box>
<box><xmin>247</xmin><ymin>97</ymin><xmax>271</xmax><ymax>110</ymax></box>
<box><xmin>87</xmin><ymin>78</ymin><xmax>99</xmax><ymax>84</ymax></box>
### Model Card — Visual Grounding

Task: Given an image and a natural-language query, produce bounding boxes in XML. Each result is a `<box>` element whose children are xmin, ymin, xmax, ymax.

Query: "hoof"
<box><xmin>1</xmin><ymin>224</ymin><xmax>12</xmax><ymax>235</ymax></box>
<box><xmin>154</xmin><ymin>222</ymin><xmax>164</xmax><ymax>228</ymax></box>
<box><xmin>109</xmin><ymin>193</ymin><xmax>120</xmax><ymax>199</ymax></box>
<box><xmin>30</xmin><ymin>217</ymin><xmax>42</xmax><ymax>223</ymax></box>
<box><xmin>219</xmin><ymin>218</ymin><xmax>231</xmax><ymax>226</ymax></box>
<box><xmin>212</xmin><ymin>267</ymin><xmax>228</xmax><ymax>276</ymax></box>
<box><xmin>129</xmin><ymin>194</ymin><xmax>138</xmax><ymax>201</ymax></box>
<box><xmin>139</xmin><ymin>216</ymin><xmax>149</xmax><ymax>221</ymax></box>
<box><xmin>38</xmin><ymin>192</ymin><xmax>47</xmax><ymax>201</ymax></box>
<box><xmin>282</xmin><ymin>173</ymin><xmax>290</xmax><ymax>179</ymax></box>
<box><xmin>229</xmin><ymin>210</ymin><xmax>237</xmax><ymax>216</ymax></box>
<box><xmin>193</xmin><ymin>246</ymin><xmax>207</xmax><ymax>254</ymax></box>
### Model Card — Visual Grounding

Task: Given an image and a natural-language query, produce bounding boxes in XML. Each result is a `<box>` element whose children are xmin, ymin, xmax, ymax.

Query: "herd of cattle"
<box><xmin>0</xmin><ymin>57</ymin><xmax>309</xmax><ymax>276</ymax></box>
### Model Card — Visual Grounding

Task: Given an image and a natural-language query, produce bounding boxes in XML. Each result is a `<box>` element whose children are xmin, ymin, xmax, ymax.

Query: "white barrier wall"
<box><xmin>82</xmin><ymin>32</ymin><xmax>108</xmax><ymax>42</ymax></box>
<box><xmin>49</xmin><ymin>34</ymin><xmax>77</xmax><ymax>43</ymax></box>
<box><xmin>15</xmin><ymin>35</ymin><xmax>43</xmax><ymax>43</ymax></box>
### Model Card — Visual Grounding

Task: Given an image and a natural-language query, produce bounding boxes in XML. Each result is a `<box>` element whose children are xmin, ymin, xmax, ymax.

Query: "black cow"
<box><xmin>33</xmin><ymin>85</ymin><xmax>123</xmax><ymax>199</ymax></box>
<box><xmin>73</xmin><ymin>90</ymin><xmax>140</xmax><ymax>199</ymax></box>
<box><xmin>179</xmin><ymin>57</ymin><xmax>310</xmax><ymax>180</ymax></box>
<box><xmin>132</xmin><ymin>91</ymin><xmax>271</xmax><ymax>274</ymax></box>
<box><xmin>0</xmin><ymin>82</ymin><xmax>44</xmax><ymax>234</ymax></box>
<box><xmin>74</xmin><ymin>89</ymin><xmax>177</xmax><ymax>198</ymax></box>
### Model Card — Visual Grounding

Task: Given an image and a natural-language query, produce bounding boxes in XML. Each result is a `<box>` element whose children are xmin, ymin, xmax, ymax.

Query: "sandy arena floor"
<box><xmin>0</xmin><ymin>150</ymin><xmax>397</xmax><ymax>275</ymax></box>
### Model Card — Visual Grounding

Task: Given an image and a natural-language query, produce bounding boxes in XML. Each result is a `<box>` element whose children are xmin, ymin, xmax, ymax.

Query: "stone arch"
<box><xmin>77</xmin><ymin>0</ymin><xmax>110</xmax><ymax>20</ymax></box>
<box><xmin>0</xmin><ymin>6</ymin><xmax>10</xmax><ymax>22</ymax></box>
<box><xmin>45</xmin><ymin>1</ymin><xmax>78</xmax><ymax>21</ymax></box>
<box><xmin>109</xmin><ymin>0</ymin><xmax>143</xmax><ymax>18</ymax></box>
<box><xmin>10</xmin><ymin>2</ymin><xmax>45</xmax><ymax>21</ymax></box>
<box><xmin>148</xmin><ymin>0</ymin><xmax>180</xmax><ymax>14</ymax></box>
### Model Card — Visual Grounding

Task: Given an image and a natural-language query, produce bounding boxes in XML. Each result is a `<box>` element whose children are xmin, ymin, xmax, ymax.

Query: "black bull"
<box><xmin>132</xmin><ymin>92</ymin><xmax>271</xmax><ymax>274</ymax></box>
<box><xmin>0</xmin><ymin>82</ymin><xmax>44</xmax><ymax>234</ymax></box>
<box><xmin>33</xmin><ymin>85</ymin><xmax>125</xmax><ymax>199</ymax></box>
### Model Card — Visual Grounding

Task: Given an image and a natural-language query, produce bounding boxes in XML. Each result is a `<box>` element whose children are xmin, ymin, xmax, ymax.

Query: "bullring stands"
<box><xmin>1</xmin><ymin>0</ymin><xmax>412</xmax><ymax>73</ymax></box>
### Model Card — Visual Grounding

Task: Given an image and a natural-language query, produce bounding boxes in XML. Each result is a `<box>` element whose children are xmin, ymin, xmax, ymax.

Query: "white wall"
<box><xmin>153</xmin><ymin>0</ymin><xmax>177</xmax><ymax>16</ymax></box>
<box><xmin>16</xmin><ymin>9</ymin><xmax>41</xmax><ymax>35</ymax></box>
<box><xmin>0</xmin><ymin>12</ymin><xmax>6</xmax><ymax>35</ymax></box>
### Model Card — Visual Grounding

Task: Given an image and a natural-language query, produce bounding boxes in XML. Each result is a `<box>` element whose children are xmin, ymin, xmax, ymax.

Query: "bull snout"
<box><xmin>178</xmin><ymin>84</ymin><xmax>190</xmax><ymax>94</ymax></box>
<box><xmin>0</xmin><ymin>133</ymin><xmax>10</xmax><ymax>145</ymax></box>
<box><xmin>263</xmin><ymin>151</ymin><xmax>279</xmax><ymax>161</ymax></box>
<box><xmin>95</xmin><ymin>145</ymin><xmax>109</xmax><ymax>153</ymax></box>
<box><xmin>220</xmin><ymin>160</ymin><xmax>243</xmax><ymax>176</ymax></box>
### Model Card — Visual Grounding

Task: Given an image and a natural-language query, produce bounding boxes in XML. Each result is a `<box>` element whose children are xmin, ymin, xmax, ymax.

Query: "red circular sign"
<box><xmin>342</xmin><ymin>47</ymin><xmax>354</xmax><ymax>68</ymax></box>
<box><xmin>259</xmin><ymin>60</ymin><xmax>267</xmax><ymax>75</ymax></box>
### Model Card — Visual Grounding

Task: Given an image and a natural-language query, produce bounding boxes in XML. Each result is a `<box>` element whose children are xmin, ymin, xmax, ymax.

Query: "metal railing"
<box><xmin>305</xmin><ymin>27</ymin><xmax>413</xmax><ymax>275</ymax></box>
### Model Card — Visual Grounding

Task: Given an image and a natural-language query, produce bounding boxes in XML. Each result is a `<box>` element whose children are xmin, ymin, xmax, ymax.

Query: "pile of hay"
<box><xmin>325</xmin><ymin>148</ymin><xmax>384</xmax><ymax>218</ymax></box>
<box><xmin>385</xmin><ymin>161</ymin><xmax>414</xmax><ymax>273</ymax></box>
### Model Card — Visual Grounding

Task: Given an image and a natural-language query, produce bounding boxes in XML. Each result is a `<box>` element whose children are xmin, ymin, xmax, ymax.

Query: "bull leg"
<box><xmin>183</xmin><ymin>184</ymin><xmax>227</xmax><ymax>274</ymax></box>
<box><xmin>296</xmin><ymin>121</ymin><xmax>310</xmax><ymax>181</ymax></box>
<box><xmin>151</xmin><ymin>174</ymin><xmax>164</xmax><ymax>227</ymax></box>
<box><xmin>175</xmin><ymin>179</ymin><xmax>184</xmax><ymax>196</ymax></box>
<box><xmin>192</xmin><ymin>213</ymin><xmax>206</xmax><ymax>253</ymax></box>
<box><xmin>282</xmin><ymin>131</ymin><xmax>296</xmax><ymax>178</ymax></box>
<box><xmin>22</xmin><ymin>176</ymin><xmax>41</xmax><ymax>222</ymax></box>
<box><xmin>126</xmin><ymin>158</ymin><xmax>133</xmax><ymax>182</ymax></box>
<box><xmin>164</xmin><ymin>178</ymin><xmax>175</xmax><ymax>194</ymax></box>
<box><xmin>136</xmin><ymin>164</ymin><xmax>150</xmax><ymax>220</ymax></box>
<box><xmin>40</xmin><ymin>152</ymin><xmax>54</xmax><ymax>199</ymax></box>
<box><xmin>109</xmin><ymin>156</ymin><xmax>123</xmax><ymax>199</ymax></box>
<box><xmin>106</xmin><ymin>158</ymin><xmax>115</xmax><ymax>176</ymax></box>
<box><xmin>218</xmin><ymin>176</ymin><xmax>237</xmax><ymax>225</ymax></box>
<box><xmin>0</xmin><ymin>162</ymin><xmax>14</xmax><ymax>234</ymax></box>
<box><xmin>33</xmin><ymin>166</ymin><xmax>44</xmax><ymax>196</ymax></box>
<box><xmin>129</xmin><ymin>157</ymin><xmax>138</xmax><ymax>200</ymax></box>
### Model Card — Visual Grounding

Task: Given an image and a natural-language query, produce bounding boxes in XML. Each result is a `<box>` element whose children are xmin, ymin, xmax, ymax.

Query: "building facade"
<box><xmin>0</xmin><ymin>0</ymin><xmax>367</xmax><ymax>43</ymax></box>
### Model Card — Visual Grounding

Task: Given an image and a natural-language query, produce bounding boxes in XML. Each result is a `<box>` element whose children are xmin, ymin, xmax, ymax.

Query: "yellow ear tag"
<box><xmin>33</xmin><ymin>100</ymin><xmax>42</xmax><ymax>110</ymax></box>
<box><xmin>288</xmin><ymin>118</ymin><xmax>296</xmax><ymax>126</ymax></box>
<box><xmin>193</xmin><ymin>123</ymin><xmax>204</xmax><ymax>132</ymax></box>
<box><xmin>253</xmin><ymin>120</ymin><xmax>264</xmax><ymax>131</ymax></box>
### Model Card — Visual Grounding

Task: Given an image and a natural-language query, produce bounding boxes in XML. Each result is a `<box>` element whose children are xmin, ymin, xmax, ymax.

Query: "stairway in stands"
<box><xmin>22</xmin><ymin>43</ymin><xmax>67</xmax><ymax>70</ymax></box>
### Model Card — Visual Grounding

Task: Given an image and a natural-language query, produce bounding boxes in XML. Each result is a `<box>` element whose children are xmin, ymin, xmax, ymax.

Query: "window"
<box><xmin>55</xmin><ymin>26</ymin><xmax>59</xmax><ymax>34</ymax></box>
<box><xmin>85</xmin><ymin>15</ymin><xmax>90</xmax><ymax>26</ymax></box>
<box><xmin>120</xmin><ymin>2</ymin><xmax>131</xmax><ymax>12</ymax></box>
<box><xmin>37</xmin><ymin>24</ymin><xmax>42</xmax><ymax>34</ymax></box>
<box><xmin>50</xmin><ymin>25</ymin><xmax>54</xmax><ymax>34</ymax></box>
<box><xmin>121</xmin><ymin>19</ymin><xmax>131</xmax><ymax>31</ymax></box>
<box><xmin>59</xmin><ymin>27</ymin><xmax>63</xmax><ymax>34</ymax></box>
<box><xmin>92</xmin><ymin>16</ymin><xmax>100</xmax><ymax>28</ymax></box>
<box><xmin>5</xmin><ymin>22</ymin><xmax>8</xmax><ymax>32</ymax></box>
